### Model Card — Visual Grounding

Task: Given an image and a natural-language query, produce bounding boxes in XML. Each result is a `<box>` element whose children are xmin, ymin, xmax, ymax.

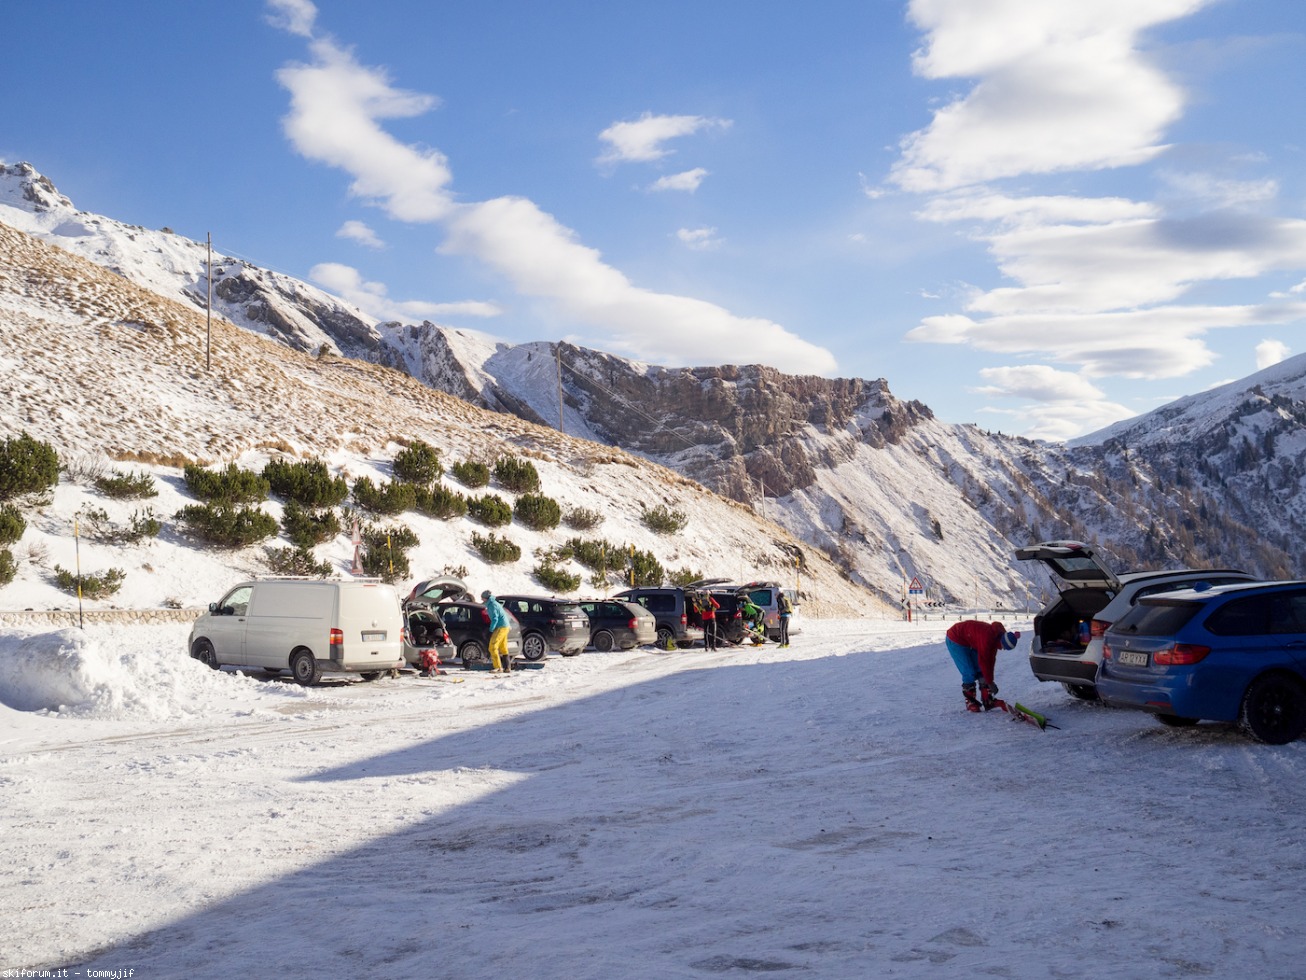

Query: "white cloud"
<box><xmin>310</xmin><ymin>262</ymin><xmax>501</xmax><ymax>322</ymax></box>
<box><xmin>649</xmin><ymin>168</ymin><xmax>709</xmax><ymax>193</ymax></box>
<box><xmin>973</xmin><ymin>364</ymin><xmax>1107</xmax><ymax>402</ymax></box>
<box><xmin>596</xmin><ymin>113</ymin><xmax>730</xmax><ymax>165</ymax></box>
<box><xmin>336</xmin><ymin>220</ymin><xmax>384</xmax><ymax>249</ymax></box>
<box><xmin>676</xmin><ymin>227</ymin><xmax>723</xmax><ymax>251</ymax></box>
<box><xmin>265</xmin><ymin>0</ymin><xmax>317</xmax><ymax>38</ymax></box>
<box><xmin>1158</xmin><ymin>170</ymin><xmax>1279</xmax><ymax>209</ymax></box>
<box><xmin>891</xmin><ymin>0</ymin><xmax>1208</xmax><ymax>193</ymax></box>
<box><xmin>1256</xmin><ymin>338</ymin><xmax>1291</xmax><ymax>370</ymax></box>
<box><xmin>981</xmin><ymin>398</ymin><xmax>1138</xmax><ymax>442</ymax></box>
<box><xmin>269</xmin><ymin>24</ymin><xmax>832</xmax><ymax>374</ymax></box>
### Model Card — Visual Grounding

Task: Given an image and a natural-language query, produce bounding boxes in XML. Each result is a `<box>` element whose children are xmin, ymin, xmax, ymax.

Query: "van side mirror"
<box><xmin>209</xmin><ymin>602</ymin><xmax>219</xmax><ymax>614</ymax></box>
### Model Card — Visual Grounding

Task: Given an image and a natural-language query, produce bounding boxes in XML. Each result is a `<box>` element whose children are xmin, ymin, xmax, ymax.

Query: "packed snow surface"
<box><xmin>3</xmin><ymin>618</ymin><xmax>1304</xmax><ymax>978</ymax></box>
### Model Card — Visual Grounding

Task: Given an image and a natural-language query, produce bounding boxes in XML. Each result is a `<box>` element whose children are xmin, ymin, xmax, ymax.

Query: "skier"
<box><xmin>777</xmin><ymin>591</ymin><xmax>793</xmax><ymax>647</ymax></box>
<box><xmin>739</xmin><ymin>595</ymin><xmax>765</xmax><ymax>645</ymax></box>
<box><xmin>944</xmin><ymin>620</ymin><xmax>1020</xmax><ymax>711</ymax></box>
<box><xmin>698</xmin><ymin>592</ymin><xmax>721</xmax><ymax>650</ymax></box>
<box><xmin>481</xmin><ymin>589</ymin><xmax>512</xmax><ymax>673</ymax></box>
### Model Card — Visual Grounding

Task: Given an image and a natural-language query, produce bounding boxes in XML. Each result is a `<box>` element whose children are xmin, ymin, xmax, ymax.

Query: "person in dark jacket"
<box><xmin>945</xmin><ymin>620</ymin><xmax>1020</xmax><ymax>711</ymax></box>
<box><xmin>697</xmin><ymin>592</ymin><xmax>721</xmax><ymax>651</ymax></box>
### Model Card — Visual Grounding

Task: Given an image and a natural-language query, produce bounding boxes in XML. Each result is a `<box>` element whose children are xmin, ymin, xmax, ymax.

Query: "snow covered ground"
<box><xmin>4</xmin><ymin>617</ymin><xmax>1304</xmax><ymax>979</ymax></box>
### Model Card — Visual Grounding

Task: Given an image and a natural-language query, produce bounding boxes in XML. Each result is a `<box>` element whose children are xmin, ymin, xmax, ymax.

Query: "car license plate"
<box><xmin>362</xmin><ymin>631</ymin><xmax>387</xmax><ymax>641</ymax></box>
<box><xmin>1118</xmin><ymin>650</ymin><xmax>1149</xmax><ymax>667</ymax></box>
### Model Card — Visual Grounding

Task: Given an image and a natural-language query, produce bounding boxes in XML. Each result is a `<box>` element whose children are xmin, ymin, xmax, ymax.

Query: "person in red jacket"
<box><xmin>945</xmin><ymin>620</ymin><xmax>1020</xmax><ymax>711</ymax></box>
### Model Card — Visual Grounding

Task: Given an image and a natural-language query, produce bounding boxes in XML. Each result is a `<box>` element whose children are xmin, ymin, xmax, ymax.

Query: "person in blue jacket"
<box><xmin>482</xmin><ymin>589</ymin><xmax>512</xmax><ymax>673</ymax></box>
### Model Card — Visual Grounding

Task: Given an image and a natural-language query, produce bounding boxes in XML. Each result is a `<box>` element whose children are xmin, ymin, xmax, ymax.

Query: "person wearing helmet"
<box><xmin>481</xmin><ymin>589</ymin><xmax>512</xmax><ymax>673</ymax></box>
<box><xmin>945</xmin><ymin>620</ymin><xmax>1020</xmax><ymax>711</ymax></box>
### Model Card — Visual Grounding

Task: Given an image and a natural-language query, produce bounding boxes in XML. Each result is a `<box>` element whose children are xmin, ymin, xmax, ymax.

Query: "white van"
<box><xmin>189</xmin><ymin>579</ymin><xmax>405</xmax><ymax>685</ymax></box>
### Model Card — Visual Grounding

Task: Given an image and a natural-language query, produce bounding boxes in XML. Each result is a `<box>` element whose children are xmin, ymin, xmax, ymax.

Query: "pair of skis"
<box><xmin>988</xmin><ymin>698</ymin><xmax>1058</xmax><ymax>730</ymax></box>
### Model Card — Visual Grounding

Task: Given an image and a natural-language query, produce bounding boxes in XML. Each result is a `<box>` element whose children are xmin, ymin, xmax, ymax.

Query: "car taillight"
<box><xmin>329</xmin><ymin>628</ymin><xmax>344</xmax><ymax>648</ymax></box>
<box><xmin>480</xmin><ymin>609</ymin><xmax>490</xmax><ymax>624</ymax></box>
<box><xmin>1090</xmin><ymin>619</ymin><xmax>1109</xmax><ymax>637</ymax></box>
<box><xmin>680</xmin><ymin>613</ymin><xmax>687</xmax><ymax>625</ymax></box>
<box><xmin>1153</xmin><ymin>643</ymin><xmax>1211</xmax><ymax>666</ymax></box>
<box><xmin>628</xmin><ymin>617</ymin><xmax>637</xmax><ymax>629</ymax></box>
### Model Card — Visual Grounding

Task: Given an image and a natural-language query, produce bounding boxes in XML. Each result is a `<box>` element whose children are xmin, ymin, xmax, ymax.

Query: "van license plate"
<box><xmin>1118</xmin><ymin>650</ymin><xmax>1148</xmax><ymax>667</ymax></box>
<box><xmin>362</xmin><ymin>631</ymin><xmax>386</xmax><ymax>641</ymax></box>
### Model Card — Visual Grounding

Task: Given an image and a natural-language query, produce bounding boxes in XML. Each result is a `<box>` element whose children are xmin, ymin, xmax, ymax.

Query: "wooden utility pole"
<box><xmin>555</xmin><ymin>343</ymin><xmax>565</xmax><ymax>435</ymax></box>
<box><xmin>206</xmin><ymin>232</ymin><xmax>213</xmax><ymax>370</ymax></box>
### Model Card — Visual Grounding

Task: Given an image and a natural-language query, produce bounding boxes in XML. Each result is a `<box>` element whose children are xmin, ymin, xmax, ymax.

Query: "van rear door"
<box><xmin>337</xmin><ymin>583</ymin><xmax>403</xmax><ymax>668</ymax></box>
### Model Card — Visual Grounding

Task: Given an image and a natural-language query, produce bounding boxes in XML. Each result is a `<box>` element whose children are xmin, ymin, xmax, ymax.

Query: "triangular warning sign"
<box><xmin>908</xmin><ymin>577</ymin><xmax>923</xmax><ymax>591</ymax></box>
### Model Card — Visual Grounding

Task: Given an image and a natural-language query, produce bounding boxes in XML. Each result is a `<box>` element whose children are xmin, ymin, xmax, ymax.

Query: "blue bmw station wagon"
<box><xmin>1099</xmin><ymin>580</ymin><xmax>1306</xmax><ymax>744</ymax></box>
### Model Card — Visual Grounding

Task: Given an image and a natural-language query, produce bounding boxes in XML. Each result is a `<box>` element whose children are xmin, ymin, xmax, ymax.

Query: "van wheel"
<box><xmin>291</xmin><ymin>650</ymin><xmax>321</xmax><ymax>686</ymax></box>
<box><xmin>1240</xmin><ymin>674</ymin><xmax>1306</xmax><ymax>745</ymax></box>
<box><xmin>656</xmin><ymin>627</ymin><xmax>674</xmax><ymax>649</ymax></box>
<box><xmin>1061</xmin><ymin>683</ymin><xmax>1100</xmax><ymax>701</ymax></box>
<box><xmin>593</xmin><ymin>630</ymin><xmax>615</xmax><ymax>652</ymax></box>
<box><xmin>521</xmin><ymin>633</ymin><xmax>547</xmax><ymax>662</ymax></box>
<box><xmin>192</xmin><ymin>639</ymin><xmax>219</xmax><ymax>669</ymax></box>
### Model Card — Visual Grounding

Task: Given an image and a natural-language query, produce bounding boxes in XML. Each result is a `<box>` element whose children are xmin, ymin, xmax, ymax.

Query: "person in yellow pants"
<box><xmin>481</xmin><ymin>589</ymin><xmax>512</xmax><ymax>672</ymax></box>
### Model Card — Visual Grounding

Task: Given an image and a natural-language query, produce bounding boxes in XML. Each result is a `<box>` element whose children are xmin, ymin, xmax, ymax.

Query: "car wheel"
<box><xmin>521</xmin><ymin>633</ymin><xmax>547</xmax><ymax>662</ymax></box>
<box><xmin>1154</xmin><ymin>713</ymin><xmax>1199</xmax><ymax>728</ymax></box>
<box><xmin>290</xmin><ymin>650</ymin><xmax>321</xmax><ymax>687</ymax></box>
<box><xmin>1061</xmin><ymin>683</ymin><xmax>1100</xmax><ymax>702</ymax></box>
<box><xmin>459</xmin><ymin>640</ymin><xmax>486</xmax><ymax>668</ymax></box>
<box><xmin>656</xmin><ymin>627</ymin><xmax>675</xmax><ymax>650</ymax></box>
<box><xmin>592</xmin><ymin>630</ymin><xmax>616</xmax><ymax>652</ymax></box>
<box><xmin>191</xmin><ymin>638</ymin><xmax>219</xmax><ymax>669</ymax></box>
<box><xmin>1240</xmin><ymin>674</ymin><xmax>1306</xmax><ymax>745</ymax></box>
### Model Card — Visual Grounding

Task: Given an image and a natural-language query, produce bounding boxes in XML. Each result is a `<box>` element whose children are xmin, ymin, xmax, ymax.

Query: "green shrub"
<box><xmin>563</xmin><ymin>536</ymin><xmax>619</xmax><ymax>572</ymax></box>
<box><xmin>183</xmin><ymin>463</ymin><xmax>270</xmax><ymax>505</ymax></box>
<box><xmin>669</xmin><ymin>567</ymin><xmax>705</xmax><ymax>588</ymax></box>
<box><xmin>281</xmin><ymin>500</ymin><xmax>341</xmax><ymax>548</ymax></box>
<box><xmin>352</xmin><ymin>476</ymin><xmax>417</xmax><ymax>515</ymax></box>
<box><xmin>562</xmin><ymin>506</ymin><xmax>604</xmax><ymax>530</ymax></box>
<box><xmin>264</xmin><ymin>546</ymin><xmax>333</xmax><ymax>578</ymax></box>
<box><xmin>626</xmin><ymin>548</ymin><xmax>664</xmax><ymax>587</ymax></box>
<box><xmin>534</xmin><ymin>562</ymin><xmax>580</xmax><ymax>593</ymax></box>
<box><xmin>0</xmin><ymin>548</ymin><xmax>14</xmax><ymax>586</ymax></box>
<box><xmin>414</xmin><ymin>483</ymin><xmax>468</xmax><ymax>520</ymax></box>
<box><xmin>53</xmin><ymin>564</ymin><xmax>125</xmax><ymax>600</ymax></box>
<box><xmin>514</xmin><ymin>493</ymin><xmax>562</xmax><ymax>531</ymax></box>
<box><xmin>77</xmin><ymin>505</ymin><xmax>160</xmax><ymax>545</ymax></box>
<box><xmin>0</xmin><ymin>504</ymin><xmax>25</xmax><ymax>546</ymax></box>
<box><xmin>94</xmin><ymin>470</ymin><xmax>157</xmax><ymax>500</ymax></box>
<box><xmin>359</xmin><ymin>523</ymin><xmax>417</xmax><ymax>583</ymax></box>
<box><xmin>175</xmin><ymin>503</ymin><xmax>279</xmax><ymax>548</ymax></box>
<box><xmin>393</xmin><ymin>440</ymin><xmax>443</xmax><ymax>484</ymax></box>
<box><xmin>467</xmin><ymin>493</ymin><xmax>512</xmax><ymax>527</ymax></box>
<box><xmin>641</xmin><ymin>504</ymin><xmax>688</xmax><ymax>535</ymax></box>
<box><xmin>493</xmin><ymin>455</ymin><xmax>540</xmax><ymax>493</ymax></box>
<box><xmin>263</xmin><ymin>459</ymin><xmax>348</xmax><ymax>508</ymax></box>
<box><xmin>472</xmin><ymin>531</ymin><xmax>521</xmax><ymax>565</ymax></box>
<box><xmin>0</xmin><ymin>432</ymin><xmax>60</xmax><ymax>501</ymax></box>
<box><xmin>451</xmin><ymin>460</ymin><xmax>490</xmax><ymax>488</ymax></box>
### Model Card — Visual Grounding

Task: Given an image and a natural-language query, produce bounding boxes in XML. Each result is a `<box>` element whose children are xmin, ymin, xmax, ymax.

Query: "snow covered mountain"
<box><xmin>2</xmin><ymin>162</ymin><xmax>1299</xmax><ymax>607</ymax></box>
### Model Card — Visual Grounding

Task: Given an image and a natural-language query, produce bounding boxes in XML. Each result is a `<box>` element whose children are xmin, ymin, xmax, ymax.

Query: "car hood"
<box><xmin>1015</xmin><ymin>540</ymin><xmax>1118</xmax><ymax>590</ymax></box>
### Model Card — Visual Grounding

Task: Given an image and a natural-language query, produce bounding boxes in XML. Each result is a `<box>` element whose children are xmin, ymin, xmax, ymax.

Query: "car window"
<box><xmin>505</xmin><ymin>599</ymin><xmax>526</xmax><ymax>614</ymax></box>
<box><xmin>1205</xmin><ymin>595</ymin><xmax>1275</xmax><ymax>636</ymax></box>
<box><xmin>747</xmin><ymin>589</ymin><xmax>773</xmax><ymax>607</ymax></box>
<box><xmin>221</xmin><ymin>585</ymin><xmax>252</xmax><ymax>616</ymax></box>
<box><xmin>1113</xmin><ymin>600</ymin><xmax>1202</xmax><ymax>636</ymax></box>
<box><xmin>642</xmin><ymin>594</ymin><xmax>673</xmax><ymax>613</ymax></box>
<box><xmin>1269</xmin><ymin>591</ymin><xmax>1306</xmax><ymax>634</ymax></box>
<box><xmin>441</xmin><ymin>606</ymin><xmax>469</xmax><ymax>626</ymax></box>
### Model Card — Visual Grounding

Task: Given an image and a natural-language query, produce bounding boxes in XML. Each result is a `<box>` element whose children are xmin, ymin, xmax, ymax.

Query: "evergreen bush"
<box><xmin>669</xmin><ymin>567</ymin><xmax>705</xmax><ymax>588</ymax></box>
<box><xmin>493</xmin><ymin>455</ymin><xmax>540</xmax><ymax>493</ymax></box>
<box><xmin>467</xmin><ymin>493</ymin><xmax>513</xmax><ymax>527</ymax></box>
<box><xmin>183</xmin><ymin>463</ymin><xmax>270</xmax><ymax>505</ymax></box>
<box><xmin>263</xmin><ymin>458</ymin><xmax>348</xmax><ymax>508</ymax></box>
<box><xmin>562</xmin><ymin>506</ymin><xmax>604</xmax><ymax>530</ymax></box>
<box><xmin>0</xmin><ymin>548</ymin><xmax>14</xmax><ymax>586</ymax></box>
<box><xmin>94</xmin><ymin>470</ymin><xmax>158</xmax><ymax>500</ymax></box>
<box><xmin>352</xmin><ymin>476</ymin><xmax>417</xmax><ymax>515</ymax></box>
<box><xmin>0</xmin><ymin>432</ymin><xmax>60</xmax><ymax>501</ymax></box>
<box><xmin>175</xmin><ymin>503</ymin><xmax>279</xmax><ymax>548</ymax></box>
<box><xmin>533</xmin><ymin>561</ymin><xmax>580</xmax><ymax>593</ymax></box>
<box><xmin>77</xmin><ymin>505</ymin><xmax>161</xmax><ymax>545</ymax></box>
<box><xmin>53</xmin><ymin>564</ymin><xmax>125</xmax><ymax>599</ymax></box>
<box><xmin>640</xmin><ymin>504</ymin><xmax>688</xmax><ymax>535</ymax></box>
<box><xmin>0</xmin><ymin>504</ymin><xmax>25</xmax><ymax>546</ymax></box>
<box><xmin>472</xmin><ymin>531</ymin><xmax>521</xmax><ymax>564</ymax></box>
<box><xmin>393</xmin><ymin>440</ymin><xmax>443</xmax><ymax>484</ymax></box>
<box><xmin>264</xmin><ymin>546</ymin><xmax>333</xmax><ymax>578</ymax></box>
<box><xmin>626</xmin><ymin>548</ymin><xmax>664</xmax><ymax>587</ymax></box>
<box><xmin>281</xmin><ymin>500</ymin><xmax>342</xmax><ymax>548</ymax></box>
<box><xmin>451</xmin><ymin>460</ymin><xmax>490</xmax><ymax>488</ymax></box>
<box><xmin>415</xmin><ymin>483</ymin><xmax>468</xmax><ymax>520</ymax></box>
<box><xmin>514</xmin><ymin>493</ymin><xmax>562</xmax><ymax>531</ymax></box>
<box><xmin>563</xmin><ymin>536</ymin><xmax>619</xmax><ymax>572</ymax></box>
<box><xmin>359</xmin><ymin>523</ymin><xmax>417</xmax><ymax>583</ymax></box>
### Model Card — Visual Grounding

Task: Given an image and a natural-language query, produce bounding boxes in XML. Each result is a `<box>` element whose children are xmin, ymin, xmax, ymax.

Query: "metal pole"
<box><xmin>556</xmin><ymin>344</ymin><xmax>565</xmax><ymax>436</ymax></box>
<box><xmin>206</xmin><ymin>232</ymin><xmax>212</xmax><ymax>371</ymax></box>
<box><xmin>74</xmin><ymin>517</ymin><xmax>84</xmax><ymax>629</ymax></box>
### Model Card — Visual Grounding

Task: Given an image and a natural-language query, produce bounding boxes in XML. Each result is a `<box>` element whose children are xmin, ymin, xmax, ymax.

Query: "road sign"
<box><xmin>908</xmin><ymin>576</ymin><xmax>925</xmax><ymax>595</ymax></box>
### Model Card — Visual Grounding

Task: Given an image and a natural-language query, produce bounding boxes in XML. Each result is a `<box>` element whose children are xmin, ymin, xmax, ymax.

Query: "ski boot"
<box><xmin>980</xmin><ymin>682</ymin><xmax>998</xmax><ymax>711</ymax></box>
<box><xmin>963</xmin><ymin>684</ymin><xmax>982</xmax><ymax>713</ymax></box>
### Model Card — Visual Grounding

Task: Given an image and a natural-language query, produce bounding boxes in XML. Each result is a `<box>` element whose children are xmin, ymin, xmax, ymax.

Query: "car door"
<box><xmin>206</xmin><ymin>584</ymin><xmax>252</xmax><ymax>662</ymax></box>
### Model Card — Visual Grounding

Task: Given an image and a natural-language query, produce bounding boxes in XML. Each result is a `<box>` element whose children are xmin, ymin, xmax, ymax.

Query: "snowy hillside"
<box><xmin>0</xmin><ymin>217</ymin><xmax>884</xmax><ymax>617</ymax></box>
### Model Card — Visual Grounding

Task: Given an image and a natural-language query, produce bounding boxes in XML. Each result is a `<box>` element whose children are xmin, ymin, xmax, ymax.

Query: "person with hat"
<box><xmin>481</xmin><ymin>589</ymin><xmax>512</xmax><ymax>673</ymax></box>
<box><xmin>944</xmin><ymin>620</ymin><xmax>1020</xmax><ymax>711</ymax></box>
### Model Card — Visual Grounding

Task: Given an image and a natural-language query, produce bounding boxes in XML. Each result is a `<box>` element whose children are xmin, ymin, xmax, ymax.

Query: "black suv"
<box><xmin>613</xmin><ymin>587</ymin><xmax>706</xmax><ymax>649</ymax></box>
<box><xmin>497</xmin><ymin>595</ymin><xmax>590</xmax><ymax>660</ymax></box>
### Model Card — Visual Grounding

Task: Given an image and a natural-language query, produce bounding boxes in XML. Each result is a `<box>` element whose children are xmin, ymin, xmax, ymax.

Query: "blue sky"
<box><xmin>4</xmin><ymin>0</ymin><xmax>1305</xmax><ymax>440</ymax></box>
